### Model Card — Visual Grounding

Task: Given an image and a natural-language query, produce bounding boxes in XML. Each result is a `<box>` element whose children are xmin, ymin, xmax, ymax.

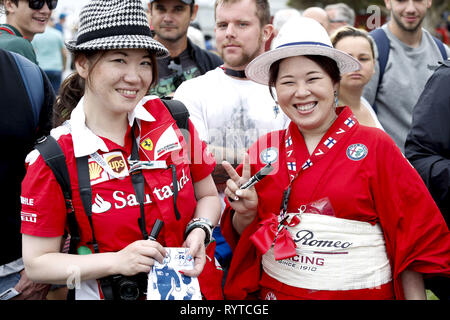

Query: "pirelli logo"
<box><xmin>21</xmin><ymin>211</ymin><xmax>37</xmax><ymax>223</ymax></box>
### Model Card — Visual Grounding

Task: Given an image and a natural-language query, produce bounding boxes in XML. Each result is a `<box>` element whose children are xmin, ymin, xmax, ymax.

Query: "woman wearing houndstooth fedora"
<box><xmin>21</xmin><ymin>0</ymin><xmax>223</xmax><ymax>300</ymax></box>
<box><xmin>220</xmin><ymin>17</ymin><xmax>450</xmax><ymax>300</ymax></box>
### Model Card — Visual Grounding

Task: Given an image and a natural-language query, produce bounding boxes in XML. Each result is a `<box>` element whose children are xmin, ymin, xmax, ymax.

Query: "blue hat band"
<box><xmin>276</xmin><ymin>41</ymin><xmax>332</xmax><ymax>50</ymax></box>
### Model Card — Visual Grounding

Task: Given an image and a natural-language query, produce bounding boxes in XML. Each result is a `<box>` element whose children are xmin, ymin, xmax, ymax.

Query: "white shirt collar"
<box><xmin>70</xmin><ymin>96</ymin><xmax>156</xmax><ymax>158</ymax></box>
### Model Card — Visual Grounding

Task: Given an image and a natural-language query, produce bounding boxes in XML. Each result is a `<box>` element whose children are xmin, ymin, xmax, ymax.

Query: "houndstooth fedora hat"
<box><xmin>149</xmin><ymin>0</ymin><xmax>194</xmax><ymax>3</ymax></box>
<box><xmin>66</xmin><ymin>0</ymin><xmax>168</xmax><ymax>58</ymax></box>
<box><xmin>246</xmin><ymin>17</ymin><xmax>360</xmax><ymax>85</ymax></box>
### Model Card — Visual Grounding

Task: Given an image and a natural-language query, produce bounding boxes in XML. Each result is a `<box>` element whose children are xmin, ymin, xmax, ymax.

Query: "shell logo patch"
<box><xmin>89</xmin><ymin>162</ymin><xmax>104</xmax><ymax>181</ymax></box>
<box><xmin>141</xmin><ymin>138</ymin><xmax>154</xmax><ymax>151</ymax></box>
<box><xmin>346</xmin><ymin>144</ymin><xmax>368</xmax><ymax>161</ymax></box>
<box><xmin>260</xmin><ymin>147</ymin><xmax>279</xmax><ymax>164</ymax></box>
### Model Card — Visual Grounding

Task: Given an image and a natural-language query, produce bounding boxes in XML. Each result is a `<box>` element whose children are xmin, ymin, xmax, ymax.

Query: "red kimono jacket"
<box><xmin>221</xmin><ymin>107</ymin><xmax>450</xmax><ymax>300</ymax></box>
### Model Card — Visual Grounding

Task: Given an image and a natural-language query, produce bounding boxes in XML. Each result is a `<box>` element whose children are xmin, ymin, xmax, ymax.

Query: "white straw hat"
<box><xmin>246</xmin><ymin>17</ymin><xmax>360</xmax><ymax>85</ymax></box>
<box><xmin>66</xmin><ymin>0</ymin><xmax>168</xmax><ymax>58</ymax></box>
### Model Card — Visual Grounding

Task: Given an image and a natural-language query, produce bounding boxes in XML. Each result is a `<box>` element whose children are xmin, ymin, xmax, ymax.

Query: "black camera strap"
<box><xmin>76</xmin><ymin>122</ymin><xmax>150</xmax><ymax>300</ymax></box>
<box><xmin>76</xmin><ymin>155</ymin><xmax>100</xmax><ymax>254</ymax></box>
<box><xmin>76</xmin><ymin>122</ymin><xmax>150</xmax><ymax>254</ymax></box>
<box><xmin>76</xmin><ymin>119</ymin><xmax>184</xmax><ymax>299</ymax></box>
<box><xmin>130</xmin><ymin>123</ymin><xmax>149</xmax><ymax>240</ymax></box>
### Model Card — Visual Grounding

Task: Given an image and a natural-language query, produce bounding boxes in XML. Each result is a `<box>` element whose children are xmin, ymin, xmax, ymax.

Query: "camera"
<box><xmin>100</xmin><ymin>273</ymin><xmax>148</xmax><ymax>300</ymax></box>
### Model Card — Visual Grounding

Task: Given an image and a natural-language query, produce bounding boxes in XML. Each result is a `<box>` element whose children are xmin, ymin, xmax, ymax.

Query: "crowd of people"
<box><xmin>0</xmin><ymin>0</ymin><xmax>449</xmax><ymax>301</ymax></box>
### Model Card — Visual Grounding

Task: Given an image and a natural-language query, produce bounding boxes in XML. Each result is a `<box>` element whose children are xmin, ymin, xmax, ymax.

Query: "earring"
<box><xmin>334</xmin><ymin>91</ymin><xmax>339</xmax><ymax>107</ymax></box>
<box><xmin>273</xmin><ymin>101</ymin><xmax>280</xmax><ymax>117</ymax></box>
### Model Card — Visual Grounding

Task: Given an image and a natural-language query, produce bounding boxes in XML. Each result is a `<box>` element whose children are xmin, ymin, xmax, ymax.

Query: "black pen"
<box><xmin>228</xmin><ymin>163</ymin><xmax>274</xmax><ymax>202</ymax></box>
<box><xmin>239</xmin><ymin>163</ymin><xmax>274</xmax><ymax>189</ymax></box>
<box><xmin>149</xmin><ymin>219</ymin><xmax>164</xmax><ymax>241</ymax></box>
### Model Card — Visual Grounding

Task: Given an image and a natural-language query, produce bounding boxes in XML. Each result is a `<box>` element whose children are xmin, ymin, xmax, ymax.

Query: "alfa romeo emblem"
<box><xmin>346</xmin><ymin>143</ymin><xmax>368</xmax><ymax>161</ymax></box>
<box><xmin>259</xmin><ymin>147</ymin><xmax>278</xmax><ymax>164</ymax></box>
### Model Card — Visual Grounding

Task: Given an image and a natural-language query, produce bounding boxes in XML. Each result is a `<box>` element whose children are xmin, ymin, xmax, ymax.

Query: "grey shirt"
<box><xmin>363</xmin><ymin>24</ymin><xmax>450</xmax><ymax>152</ymax></box>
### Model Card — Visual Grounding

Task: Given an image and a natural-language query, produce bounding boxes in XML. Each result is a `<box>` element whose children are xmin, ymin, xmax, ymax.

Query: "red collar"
<box><xmin>0</xmin><ymin>26</ymin><xmax>29</xmax><ymax>40</ymax></box>
<box><xmin>0</xmin><ymin>27</ymin><xmax>15</xmax><ymax>35</ymax></box>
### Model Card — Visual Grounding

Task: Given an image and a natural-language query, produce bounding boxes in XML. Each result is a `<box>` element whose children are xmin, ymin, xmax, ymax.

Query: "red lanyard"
<box><xmin>280</xmin><ymin>110</ymin><xmax>358</xmax><ymax>217</ymax></box>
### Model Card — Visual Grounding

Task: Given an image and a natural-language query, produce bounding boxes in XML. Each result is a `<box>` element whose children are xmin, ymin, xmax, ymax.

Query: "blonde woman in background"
<box><xmin>331</xmin><ymin>26</ymin><xmax>383</xmax><ymax>129</ymax></box>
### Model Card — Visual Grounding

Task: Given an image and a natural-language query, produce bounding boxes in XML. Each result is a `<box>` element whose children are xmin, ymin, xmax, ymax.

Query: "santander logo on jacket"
<box><xmin>91</xmin><ymin>168</ymin><xmax>191</xmax><ymax>214</ymax></box>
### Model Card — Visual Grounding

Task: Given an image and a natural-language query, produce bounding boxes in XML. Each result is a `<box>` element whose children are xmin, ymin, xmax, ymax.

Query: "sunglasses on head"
<box><xmin>28</xmin><ymin>0</ymin><xmax>58</xmax><ymax>10</ymax></box>
<box><xmin>168</xmin><ymin>58</ymin><xmax>185</xmax><ymax>90</ymax></box>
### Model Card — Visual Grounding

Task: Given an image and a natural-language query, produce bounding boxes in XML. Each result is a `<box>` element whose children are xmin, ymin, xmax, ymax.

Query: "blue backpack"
<box><xmin>369</xmin><ymin>28</ymin><xmax>448</xmax><ymax>113</ymax></box>
<box><xmin>9</xmin><ymin>51</ymin><xmax>44</xmax><ymax>129</ymax></box>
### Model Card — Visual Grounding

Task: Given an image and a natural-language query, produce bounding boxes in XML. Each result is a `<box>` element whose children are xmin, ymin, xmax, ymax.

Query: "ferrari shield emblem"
<box><xmin>141</xmin><ymin>138</ymin><xmax>154</xmax><ymax>151</ymax></box>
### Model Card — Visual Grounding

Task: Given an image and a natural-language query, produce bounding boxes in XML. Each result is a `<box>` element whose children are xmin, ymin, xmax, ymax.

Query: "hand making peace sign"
<box><xmin>222</xmin><ymin>154</ymin><xmax>259</xmax><ymax>235</ymax></box>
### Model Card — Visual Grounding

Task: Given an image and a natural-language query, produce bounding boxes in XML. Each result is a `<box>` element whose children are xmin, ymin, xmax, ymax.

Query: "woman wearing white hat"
<box><xmin>220</xmin><ymin>17</ymin><xmax>450</xmax><ymax>300</ymax></box>
<box><xmin>20</xmin><ymin>0</ymin><xmax>222</xmax><ymax>300</ymax></box>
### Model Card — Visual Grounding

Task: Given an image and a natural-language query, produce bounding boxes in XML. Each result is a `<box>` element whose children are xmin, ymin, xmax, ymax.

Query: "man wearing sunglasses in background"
<box><xmin>0</xmin><ymin>0</ymin><xmax>57</xmax><ymax>63</ymax></box>
<box><xmin>0</xmin><ymin>0</ymin><xmax>56</xmax><ymax>300</ymax></box>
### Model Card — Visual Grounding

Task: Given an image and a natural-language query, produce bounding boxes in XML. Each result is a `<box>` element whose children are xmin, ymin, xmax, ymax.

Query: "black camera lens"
<box><xmin>117</xmin><ymin>279</ymin><xmax>141</xmax><ymax>301</ymax></box>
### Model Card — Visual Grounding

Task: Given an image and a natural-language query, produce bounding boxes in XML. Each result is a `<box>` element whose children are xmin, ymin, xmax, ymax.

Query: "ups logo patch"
<box><xmin>106</xmin><ymin>154</ymin><xmax>126</xmax><ymax>174</ymax></box>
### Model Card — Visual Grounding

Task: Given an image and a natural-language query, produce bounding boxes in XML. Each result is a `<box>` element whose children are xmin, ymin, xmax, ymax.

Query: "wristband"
<box><xmin>185</xmin><ymin>217</ymin><xmax>213</xmax><ymax>246</ymax></box>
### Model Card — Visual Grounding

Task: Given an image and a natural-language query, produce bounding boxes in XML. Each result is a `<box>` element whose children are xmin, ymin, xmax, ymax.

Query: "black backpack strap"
<box><xmin>35</xmin><ymin>136</ymin><xmax>71</xmax><ymax>197</ymax></box>
<box><xmin>369</xmin><ymin>28</ymin><xmax>390</xmax><ymax>114</ymax></box>
<box><xmin>160</xmin><ymin>98</ymin><xmax>191</xmax><ymax>221</ymax></box>
<box><xmin>34</xmin><ymin>136</ymin><xmax>80</xmax><ymax>253</ymax></box>
<box><xmin>432</xmin><ymin>36</ymin><xmax>448</xmax><ymax>61</ymax></box>
<box><xmin>370</xmin><ymin>28</ymin><xmax>390</xmax><ymax>88</ymax></box>
<box><xmin>161</xmin><ymin>98</ymin><xmax>190</xmax><ymax>142</ymax></box>
<box><xmin>34</xmin><ymin>136</ymin><xmax>79</xmax><ymax>300</ymax></box>
<box><xmin>34</xmin><ymin>136</ymin><xmax>80</xmax><ymax>251</ymax></box>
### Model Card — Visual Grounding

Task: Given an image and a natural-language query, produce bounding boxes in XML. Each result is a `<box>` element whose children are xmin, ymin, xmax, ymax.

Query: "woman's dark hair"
<box><xmin>53</xmin><ymin>50</ymin><xmax>158</xmax><ymax>127</ymax></box>
<box><xmin>268</xmin><ymin>55</ymin><xmax>341</xmax><ymax>100</ymax></box>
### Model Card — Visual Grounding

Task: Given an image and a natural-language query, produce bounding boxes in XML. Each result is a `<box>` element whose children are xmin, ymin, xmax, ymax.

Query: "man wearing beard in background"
<box><xmin>363</xmin><ymin>0</ymin><xmax>450</xmax><ymax>153</ymax></box>
<box><xmin>147</xmin><ymin>0</ymin><xmax>222</xmax><ymax>97</ymax></box>
<box><xmin>174</xmin><ymin>0</ymin><xmax>289</xmax><ymax>273</ymax></box>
